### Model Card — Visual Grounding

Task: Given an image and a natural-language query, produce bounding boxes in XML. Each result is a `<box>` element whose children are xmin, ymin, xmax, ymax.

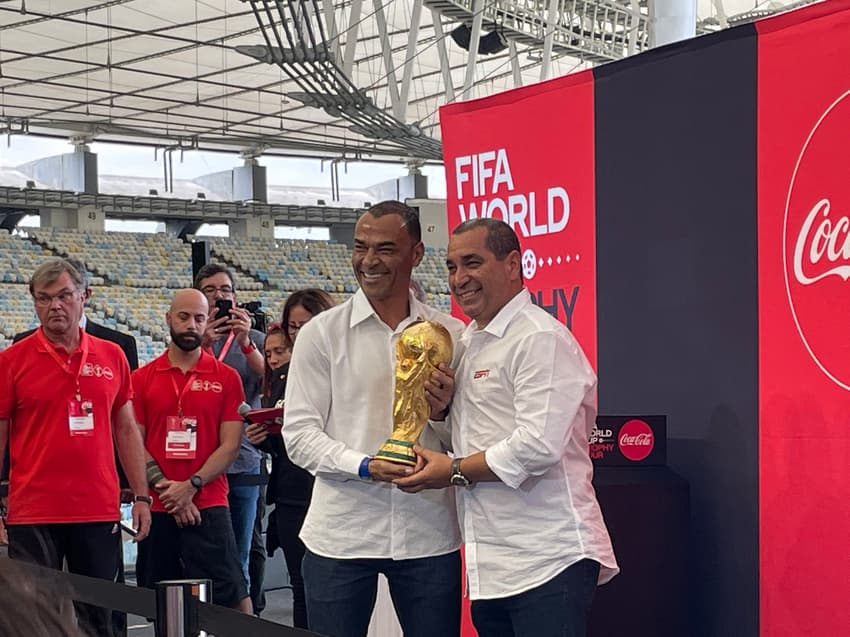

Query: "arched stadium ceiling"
<box><xmin>0</xmin><ymin>0</ymin><xmax>817</xmax><ymax>164</ymax></box>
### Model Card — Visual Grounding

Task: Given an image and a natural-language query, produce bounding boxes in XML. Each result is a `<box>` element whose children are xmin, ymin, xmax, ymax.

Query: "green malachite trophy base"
<box><xmin>374</xmin><ymin>438</ymin><xmax>417</xmax><ymax>466</ymax></box>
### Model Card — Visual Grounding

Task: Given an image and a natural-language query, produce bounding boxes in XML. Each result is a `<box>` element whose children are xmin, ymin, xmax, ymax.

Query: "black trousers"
<box><xmin>8</xmin><ymin>521</ymin><xmax>122</xmax><ymax>637</ymax></box>
<box><xmin>249</xmin><ymin>487</ymin><xmax>267</xmax><ymax>614</ymax></box>
<box><xmin>270</xmin><ymin>502</ymin><xmax>309</xmax><ymax>628</ymax></box>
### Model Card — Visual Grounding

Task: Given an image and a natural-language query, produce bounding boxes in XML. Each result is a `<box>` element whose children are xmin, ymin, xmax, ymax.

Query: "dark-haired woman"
<box><xmin>246</xmin><ymin>288</ymin><xmax>334</xmax><ymax>629</ymax></box>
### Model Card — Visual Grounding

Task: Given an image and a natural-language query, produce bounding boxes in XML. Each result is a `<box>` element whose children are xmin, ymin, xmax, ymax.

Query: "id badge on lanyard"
<box><xmin>68</xmin><ymin>399</ymin><xmax>95</xmax><ymax>437</ymax></box>
<box><xmin>37</xmin><ymin>329</ymin><xmax>95</xmax><ymax>438</ymax></box>
<box><xmin>165</xmin><ymin>416</ymin><xmax>198</xmax><ymax>459</ymax></box>
<box><xmin>167</xmin><ymin>371</ymin><xmax>199</xmax><ymax>459</ymax></box>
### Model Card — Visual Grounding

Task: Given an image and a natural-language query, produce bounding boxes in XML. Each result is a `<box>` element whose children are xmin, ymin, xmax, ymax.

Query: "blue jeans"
<box><xmin>302</xmin><ymin>549</ymin><xmax>461</xmax><ymax>637</ymax></box>
<box><xmin>471</xmin><ymin>559</ymin><xmax>600</xmax><ymax>637</ymax></box>
<box><xmin>227</xmin><ymin>472</ymin><xmax>260</xmax><ymax>588</ymax></box>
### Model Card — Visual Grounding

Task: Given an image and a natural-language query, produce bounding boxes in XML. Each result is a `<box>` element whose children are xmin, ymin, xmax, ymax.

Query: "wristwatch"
<box><xmin>133</xmin><ymin>495</ymin><xmax>153</xmax><ymax>505</ymax></box>
<box><xmin>449</xmin><ymin>457</ymin><xmax>471</xmax><ymax>487</ymax></box>
<box><xmin>190</xmin><ymin>475</ymin><xmax>204</xmax><ymax>490</ymax></box>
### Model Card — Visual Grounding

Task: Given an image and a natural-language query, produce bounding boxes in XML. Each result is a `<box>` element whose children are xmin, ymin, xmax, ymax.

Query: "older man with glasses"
<box><xmin>12</xmin><ymin>257</ymin><xmax>138</xmax><ymax>370</ymax></box>
<box><xmin>0</xmin><ymin>258</ymin><xmax>151</xmax><ymax>637</ymax></box>
<box><xmin>8</xmin><ymin>256</ymin><xmax>141</xmax><ymax>637</ymax></box>
<box><xmin>192</xmin><ymin>263</ymin><xmax>267</xmax><ymax>613</ymax></box>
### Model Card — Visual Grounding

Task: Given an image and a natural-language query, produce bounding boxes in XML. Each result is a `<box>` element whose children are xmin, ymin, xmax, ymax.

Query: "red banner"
<box><xmin>440</xmin><ymin>71</ymin><xmax>597</xmax><ymax>366</ymax></box>
<box><xmin>757</xmin><ymin>2</ymin><xmax>850</xmax><ymax>635</ymax></box>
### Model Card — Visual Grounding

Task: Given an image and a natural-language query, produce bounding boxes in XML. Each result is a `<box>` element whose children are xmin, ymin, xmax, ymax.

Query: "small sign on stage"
<box><xmin>590</xmin><ymin>415</ymin><xmax>667</xmax><ymax>466</ymax></box>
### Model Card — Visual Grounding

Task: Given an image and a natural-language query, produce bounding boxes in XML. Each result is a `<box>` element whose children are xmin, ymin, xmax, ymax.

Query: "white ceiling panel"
<box><xmin>0</xmin><ymin>0</ymin><xmax>816</xmax><ymax>161</ymax></box>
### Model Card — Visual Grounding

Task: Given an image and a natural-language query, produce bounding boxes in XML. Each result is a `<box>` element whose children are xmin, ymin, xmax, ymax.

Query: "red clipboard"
<box><xmin>245</xmin><ymin>407</ymin><xmax>284</xmax><ymax>433</ymax></box>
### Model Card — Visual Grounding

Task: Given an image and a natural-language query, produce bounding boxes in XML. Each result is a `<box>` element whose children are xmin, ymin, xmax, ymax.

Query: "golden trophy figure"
<box><xmin>374</xmin><ymin>320</ymin><xmax>453</xmax><ymax>466</ymax></box>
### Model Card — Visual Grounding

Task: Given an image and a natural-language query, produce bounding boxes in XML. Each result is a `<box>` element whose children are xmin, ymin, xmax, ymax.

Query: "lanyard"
<box><xmin>37</xmin><ymin>328</ymin><xmax>89</xmax><ymax>401</ymax></box>
<box><xmin>215</xmin><ymin>331</ymin><xmax>236</xmax><ymax>362</ymax></box>
<box><xmin>169</xmin><ymin>371</ymin><xmax>199</xmax><ymax>418</ymax></box>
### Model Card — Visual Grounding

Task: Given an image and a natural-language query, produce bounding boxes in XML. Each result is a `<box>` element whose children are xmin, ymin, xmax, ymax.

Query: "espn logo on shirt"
<box><xmin>473</xmin><ymin>369</ymin><xmax>490</xmax><ymax>380</ymax></box>
<box><xmin>190</xmin><ymin>379</ymin><xmax>223</xmax><ymax>393</ymax></box>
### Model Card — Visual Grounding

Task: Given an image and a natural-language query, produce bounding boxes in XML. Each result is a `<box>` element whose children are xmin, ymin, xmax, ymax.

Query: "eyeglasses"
<box><xmin>288</xmin><ymin>321</ymin><xmax>309</xmax><ymax>332</ymax></box>
<box><xmin>33</xmin><ymin>289</ymin><xmax>80</xmax><ymax>307</ymax></box>
<box><xmin>200</xmin><ymin>285</ymin><xmax>234</xmax><ymax>295</ymax></box>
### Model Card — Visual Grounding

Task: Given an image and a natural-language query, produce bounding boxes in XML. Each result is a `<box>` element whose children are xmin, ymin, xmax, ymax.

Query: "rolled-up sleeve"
<box><xmin>484</xmin><ymin>330</ymin><xmax>596</xmax><ymax>488</ymax></box>
<box><xmin>282</xmin><ymin>321</ymin><xmax>364</xmax><ymax>480</ymax></box>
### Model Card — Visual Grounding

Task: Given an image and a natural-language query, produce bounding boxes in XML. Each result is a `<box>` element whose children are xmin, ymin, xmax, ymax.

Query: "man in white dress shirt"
<box><xmin>283</xmin><ymin>200</ymin><xmax>464</xmax><ymax>637</ymax></box>
<box><xmin>397</xmin><ymin>218</ymin><xmax>618</xmax><ymax>637</ymax></box>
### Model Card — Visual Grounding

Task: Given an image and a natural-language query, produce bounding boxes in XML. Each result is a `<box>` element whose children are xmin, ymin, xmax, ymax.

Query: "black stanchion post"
<box><xmin>155</xmin><ymin>579</ymin><xmax>211</xmax><ymax>637</ymax></box>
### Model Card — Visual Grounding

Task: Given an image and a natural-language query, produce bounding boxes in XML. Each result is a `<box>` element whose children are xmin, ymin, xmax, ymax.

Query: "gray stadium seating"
<box><xmin>0</xmin><ymin>229</ymin><xmax>452</xmax><ymax>363</ymax></box>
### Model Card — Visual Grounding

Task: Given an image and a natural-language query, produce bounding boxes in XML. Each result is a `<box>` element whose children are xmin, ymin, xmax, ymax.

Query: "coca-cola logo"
<box><xmin>783</xmin><ymin>90</ymin><xmax>850</xmax><ymax>390</ymax></box>
<box><xmin>81</xmin><ymin>362</ymin><xmax>114</xmax><ymax>381</ymax></box>
<box><xmin>190</xmin><ymin>379</ymin><xmax>223</xmax><ymax>393</ymax></box>
<box><xmin>617</xmin><ymin>419</ymin><xmax>654</xmax><ymax>462</ymax></box>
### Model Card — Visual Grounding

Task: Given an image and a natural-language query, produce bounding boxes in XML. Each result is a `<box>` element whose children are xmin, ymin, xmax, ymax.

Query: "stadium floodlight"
<box><xmin>449</xmin><ymin>24</ymin><xmax>508</xmax><ymax>55</ymax></box>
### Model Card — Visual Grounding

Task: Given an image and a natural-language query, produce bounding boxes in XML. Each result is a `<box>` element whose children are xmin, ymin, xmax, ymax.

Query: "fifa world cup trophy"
<box><xmin>374</xmin><ymin>320</ymin><xmax>453</xmax><ymax>465</ymax></box>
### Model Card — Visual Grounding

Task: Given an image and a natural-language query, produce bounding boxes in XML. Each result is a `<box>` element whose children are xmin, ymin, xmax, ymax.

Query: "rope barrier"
<box><xmin>0</xmin><ymin>556</ymin><xmax>320</xmax><ymax>637</ymax></box>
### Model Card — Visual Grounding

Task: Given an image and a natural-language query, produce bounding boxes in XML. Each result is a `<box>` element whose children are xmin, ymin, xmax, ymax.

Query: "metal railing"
<box><xmin>0</xmin><ymin>185</ymin><xmax>362</xmax><ymax>225</ymax></box>
<box><xmin>0</xmin><ymin>558</ymin><xmax>320</xmax><ymax>637</ymax></box>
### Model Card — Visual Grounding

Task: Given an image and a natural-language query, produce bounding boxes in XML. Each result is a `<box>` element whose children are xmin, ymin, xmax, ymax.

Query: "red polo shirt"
<box><xmin>132</xmin><ymin>350</ymin><xmax>244</xmax><ymax>512</ymax></box>
<box><xmin>0</xmin><ymin>328</ymin><xmax>132</xmax><ymax>524</ymax></box>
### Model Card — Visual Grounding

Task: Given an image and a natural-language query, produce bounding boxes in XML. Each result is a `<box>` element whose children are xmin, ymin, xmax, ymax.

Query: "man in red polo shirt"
<box><xmin>132</xmin><ymin>288</ymin><xmax>251</xmax><ymax>613</ymax></box>
<box><xmin>0</xmin><ymin>258</ymin><xmax>151</xmax><ymax>637</ymax></box>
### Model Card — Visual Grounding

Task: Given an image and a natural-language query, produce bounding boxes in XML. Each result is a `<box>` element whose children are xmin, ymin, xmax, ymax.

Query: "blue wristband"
<box><xmin>358</xmin><ymin>456</ymin><xmax>372</xmax><ymax>479</ymax></box>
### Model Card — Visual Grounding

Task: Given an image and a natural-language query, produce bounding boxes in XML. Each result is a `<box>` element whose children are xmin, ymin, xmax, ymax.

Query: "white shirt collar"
<box><xmin>349</xmin><ymin>288</ymin><xmax>425</xmax><ymax>330</ymax></box>
<box><xmin>470</xmin><ymin>287</ymin><xmax>531</xmax><ymax>338</ymax></box>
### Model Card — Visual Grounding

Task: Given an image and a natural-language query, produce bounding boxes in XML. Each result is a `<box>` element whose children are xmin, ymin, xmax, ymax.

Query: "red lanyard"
<box><xmin>37</xmin><ymin>328</ymin><xmax>89</xmax><ymax>401</ymax></box>
<box><xmin>215</xmin><ymin>331</ymin><xmax>236</xmax><ymax>362</ymax></box>
<box><xmin>169</xmin><ymin>371</ymin><xmax>198</xmax><ymax>418</ymax></box>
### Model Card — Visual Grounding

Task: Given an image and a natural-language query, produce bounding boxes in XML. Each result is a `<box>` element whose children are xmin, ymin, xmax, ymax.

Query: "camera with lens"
<box><xmin>238</xmin><ymin>301</ymin><xmax>268</xmax><ymax>333</ymax></box>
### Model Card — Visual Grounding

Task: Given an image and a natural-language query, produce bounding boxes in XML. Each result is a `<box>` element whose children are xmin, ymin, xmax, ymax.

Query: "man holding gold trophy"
<box><xmin>283</xmin><ymin>201</ymin><xmax>465</xmax><ymax>637</ymax></box>
<box><xmin>396</xmin><ymin>219</ymin><xmax>618</xmax><ymax>637</ymax></box>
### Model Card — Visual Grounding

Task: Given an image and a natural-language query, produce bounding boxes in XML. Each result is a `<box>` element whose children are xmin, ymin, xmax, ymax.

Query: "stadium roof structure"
<box><xmin>0</xmin><ymin>0</ymin><xmax>817</xmax><ymax>164</ymax></box>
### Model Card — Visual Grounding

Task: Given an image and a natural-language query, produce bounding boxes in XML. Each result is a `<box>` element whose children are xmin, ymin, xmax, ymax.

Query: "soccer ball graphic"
<box><xmin>522</xmin><ymin>249</ymin><xmax>537</xmax><ymax>280</ymax></box>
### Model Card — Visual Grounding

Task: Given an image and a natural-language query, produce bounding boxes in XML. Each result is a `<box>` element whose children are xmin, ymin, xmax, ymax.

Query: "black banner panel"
<box><xmin>594</xmin><ymin>26</ymin><xmax>759</xmax><ymax>637</ymax></box>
